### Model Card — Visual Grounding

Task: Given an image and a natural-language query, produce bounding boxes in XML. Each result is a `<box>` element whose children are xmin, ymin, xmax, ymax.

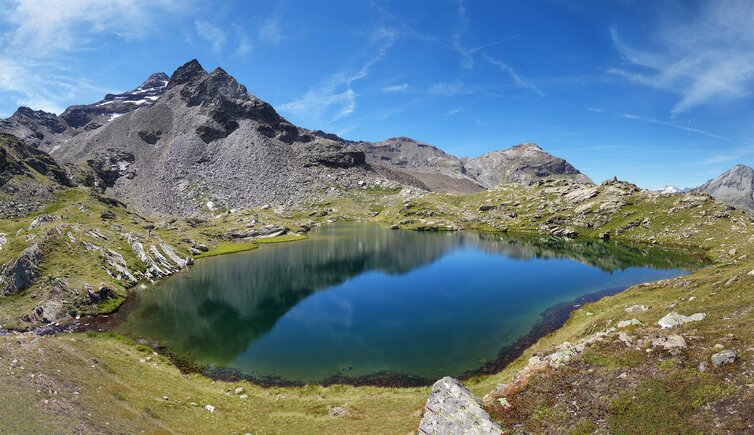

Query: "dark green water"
<box><xmin>114</xmin><ymin>223</ymin><xmax>701</xmax><ymax>384</ymax></box>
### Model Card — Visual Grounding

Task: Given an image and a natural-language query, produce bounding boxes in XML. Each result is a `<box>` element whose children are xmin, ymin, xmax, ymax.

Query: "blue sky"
<box><xmin>0</xmin><ymin>0</ymin><xmax>752</xmax><ymax>188</ymax></box>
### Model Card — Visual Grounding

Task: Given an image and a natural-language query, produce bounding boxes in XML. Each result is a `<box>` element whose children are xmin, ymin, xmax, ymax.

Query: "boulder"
<box><xmin>657</xmin><ymin>312</ymin><xmax>706</xmax><ymax>329</ymax></box>
<box><xmin>624</xmin><ymin>304</ymin><xmax>649</xmax><ymax>314</ymax></box>
<box><xmin>617</xmin><ymin>319</ymin><xmax>642</xmax><ymax>328</ymax></box>
<box><xmin>419</xmin><ymin>377</ymin><xmax>502</xmax><ymax>434</ymax></box>
<box><xmin>1</xmin><ymin>243</ymin><xmax>41</xmax><ymax>295</ymax></box>
<box><xmin>651</xmin><ymin>335</ymin><xmax>687</xmax><ymax>350</ymax></box>
<box><xmin>711</xmin><ymin>349</ymin><xmax>736</xmax><ymax>367</ymax></box>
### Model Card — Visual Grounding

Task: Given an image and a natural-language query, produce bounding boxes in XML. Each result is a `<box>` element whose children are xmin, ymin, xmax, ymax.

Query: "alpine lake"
<box><xmin>107</xmin><ymin>223</ymin><xmax>705</xmax><ymax>385</ymax></box>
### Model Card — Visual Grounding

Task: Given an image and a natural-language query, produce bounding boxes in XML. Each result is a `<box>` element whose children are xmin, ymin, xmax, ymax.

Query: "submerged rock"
<box><xmin>419</xmin><ymin>377</ymin><xmax>502</xmax><ymax>434</ymax></box>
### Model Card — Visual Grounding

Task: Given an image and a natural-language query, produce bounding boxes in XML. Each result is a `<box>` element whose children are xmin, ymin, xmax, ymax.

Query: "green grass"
<box><xmin>608</xmin><ymin>372</ymin><xmax>737</xmax><ymax>434</ymax></box>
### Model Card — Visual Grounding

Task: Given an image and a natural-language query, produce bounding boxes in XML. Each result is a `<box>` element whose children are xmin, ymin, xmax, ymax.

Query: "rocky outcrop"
<box><xmin>1</xmin><ymin>243</ymin><xmax>42</xmax><ymax>295</ymax></box>
<box><xmin>418</xmin><ymin>377</ymin><xmax>502</xmax><ymax>434</ymax></box>
<box><xmin>696</xmin><ymin>164</ymin><xmax>754</xmax><ymax>212</ymax></box>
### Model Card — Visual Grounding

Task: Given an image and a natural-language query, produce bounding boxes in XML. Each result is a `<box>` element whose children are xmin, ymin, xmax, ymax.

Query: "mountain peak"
<box><xmin>137</xmin><ymin>72</ymin><xmax>170</xmax><ymax>91</ymax></box>
<box><xmin>167</xmin><ymin>59</ymin><xmax>207</xmax><ymax>89</ymax></box>
<box><xmin>698</xmin><ymin>163</ymin><xmax>754</xmax><ymax>211</ymax></box>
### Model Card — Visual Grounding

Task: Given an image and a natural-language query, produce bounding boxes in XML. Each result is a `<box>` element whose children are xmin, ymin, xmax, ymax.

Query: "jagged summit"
<box><xmin>697</xmin><ymin>163</ymin><xmax>754</xmax><ymax>211</ymax></box>
<box><xmin>166</xmin><ymin>59</ymin><xmax>207</xmax><ymax>89</ymax></box>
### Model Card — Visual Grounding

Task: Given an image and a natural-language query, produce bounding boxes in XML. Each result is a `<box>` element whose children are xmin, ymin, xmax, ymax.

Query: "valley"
<box><xmin>0</xmin><ymin>60</ymin><xmax>752</xmax><ymax>434</ymax></box>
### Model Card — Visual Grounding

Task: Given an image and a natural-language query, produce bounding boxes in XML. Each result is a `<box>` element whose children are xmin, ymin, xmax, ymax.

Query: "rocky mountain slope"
<box><xmin>0</xmin><ymin>134</ymin><xmax>72</xmax><ymax>218</ymax></box>
<box><xmin>355</xmin><ymin>138</ymin><xmax>591</xmax><ymax>194</ymax></box>
<box><xmin>38</xmin><ymin>60</ymin><xmax>393</xmax><ymax>216</ymax></box>
<box><xmin>696</xmin><ymin>164</ymin><xmax>754</xmax><ymax>212</ymax></box>
<box><xmin>0</xmin><ymin>73</ymin><xmax>169</xmax><ymax>151</ymax></box>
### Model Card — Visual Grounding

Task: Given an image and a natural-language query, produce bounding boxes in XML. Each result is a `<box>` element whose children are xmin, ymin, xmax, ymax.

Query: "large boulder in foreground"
<box><xmin>419</xmin><ymin>377</ymin><xmax>502</xmax><ymax>434</ymax></box>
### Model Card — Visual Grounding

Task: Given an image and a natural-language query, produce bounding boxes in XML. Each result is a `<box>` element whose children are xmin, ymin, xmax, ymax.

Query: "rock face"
<box><xmin>356</xmin><ymin>139</ymin><xmax>591</xmax><ymax>194</ymax></box>
<box><xmin>418</xmin><ymin>377</ymin><xmax>502</xmax><ymax>434</ymax></box>
<box><xmin>696</xmin><ymin>164</ymin><xmax>754</xmax><ymax>212</ymax></box>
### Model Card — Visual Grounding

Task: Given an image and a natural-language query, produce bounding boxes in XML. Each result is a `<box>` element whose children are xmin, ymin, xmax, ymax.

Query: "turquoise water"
<box><xmin>115</xmin><ymin>223</ymin><xmax>700</xmax><ymax>384</ymax></box>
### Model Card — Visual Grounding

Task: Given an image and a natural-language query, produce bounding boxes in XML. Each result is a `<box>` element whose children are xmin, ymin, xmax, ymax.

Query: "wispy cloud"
<box><xmin>620</xmin><ymin>113</ymin><xmax>730</xmax><ymax>142</ymax></box>
<box><xmin>194</xmin><ymin>19</ymin><xmax>226</xmax><ymax>54</ymax></box>
<box><xmin>428</xmin><ymin>81</ymin><xmax>467</xmax><ymax>96</ymax></box>
<box><xmin>280</xmin><ymin>27</ymin><xmax>397</xmax><ymax>125</ymax></box>
<box><xmin>609</xmin><ymin>1</ymin><xmax>754</xmax><ymax>115</ymax></box>
<box><xmin>257</xmin><ymin>17</ymin><xmax>284</xmax><ymax>44</ymax></box>
<box><xmin>382</xmin><ymin>83</ymin><xmax>409</xmax><ymax>93</ymax></box>
<box><xmin>484</xmin><ymin>55</ymin><xmax>543</xmax><ymax>97</ymax></box>
<box><xmin>0</xmin><ymin>0</ymin><xmax>185</xmax><ymax>113</ymax></box>
<box><xmin>444</xmin><ymin>107</ymin><xmax>462</xmax><ymax>117</ymax></box>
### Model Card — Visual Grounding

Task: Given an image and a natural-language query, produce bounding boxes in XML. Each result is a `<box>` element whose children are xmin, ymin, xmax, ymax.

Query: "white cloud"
<box><xmin>0</xmin><ymin>0</ymin><xmax>183</xmax><ymax>114</ymax></box>
<box><xmin>620</xmin><ymin>113</ymin><xmax>730</xmax><ymax>142</ymax></box>
<box><xmin>280</xmin><ymin>27</ymin><xmax>397</xmax><ymax>126</ymax></box>
<box><xmin>609</xmin><ymin>1</ymin><xmax>754</xmax><ymax>115</ymax></box>
<box><xmin>194</xmin><ymin>19</ymin><xmax>226</xmax><ymax>54</ymax></box>
<box><xmin>382</xmin><ymin>83</ymin><xmax>409</xmax><ymax>93</ymax></box>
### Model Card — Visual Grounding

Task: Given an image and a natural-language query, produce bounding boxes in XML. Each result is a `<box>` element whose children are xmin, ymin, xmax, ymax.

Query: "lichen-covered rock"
<box><xmin>419</xmin><ymin>377</ymin><xmax>502</xmax><ymax>434</ymax></box>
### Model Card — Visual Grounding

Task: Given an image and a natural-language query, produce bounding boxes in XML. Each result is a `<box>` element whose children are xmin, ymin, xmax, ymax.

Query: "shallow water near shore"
<box><xmin>113</xmin><ymin>223</ymin><xmax>702</xmax><ymax>384</ymax></box>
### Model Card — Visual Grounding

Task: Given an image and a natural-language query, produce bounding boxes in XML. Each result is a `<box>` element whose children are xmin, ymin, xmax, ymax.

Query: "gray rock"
<box><xmin>711</xmin><ymin>349</ymin><xmax>736</xmax><ymax>366</ymax></box>
<box><xmin>624</xmin><ymin>304</ymin><xmax>649</xmax><ymax>314</ymax></box>
<box><xmin>617</xmin><ymin>318</ymin><xmax>642</xmax><ymax>328</ymax></box>
<box><xmin>651</xmin><ymin>335</ymin><xmax>687</xmax><ymax>350</ymax></box>
<box><xmin>1</xmin><ymin>243</ymin><xmax>41</xmax><ymax>295</ymax></box>
<box><xmin>657</xmin><ymin>312</ymin><xmax>706</xmax><ymax>329</ymax></box>
<box><xmin>419</xmin><ymin>377</ymin><xmax>502</xmax><ymax>434</ymax></box>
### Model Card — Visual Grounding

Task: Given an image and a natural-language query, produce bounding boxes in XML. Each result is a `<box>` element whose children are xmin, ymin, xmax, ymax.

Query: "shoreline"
<box><xmin>72</xmin><ymin>222</ymin><xmax>701</xmax><ymax>388</ymax></box>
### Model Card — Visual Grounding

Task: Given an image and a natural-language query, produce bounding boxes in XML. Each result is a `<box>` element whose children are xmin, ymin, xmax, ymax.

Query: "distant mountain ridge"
<box><xmin>696</xmin><ymin>164</ymin><xmax>754</xmax><ymax>212</ymax></box>
<box><xmin>648</xmin><ymin>185</ymin><xmax>691</xmax><ymax>194</ymax></box>
<box><xmin>0</xmin><ymin>73</ymin><xmax>170</xmax><ymax>152</ymax></box>
<box><xmin>0</xmin><ymin>59</ymin><xmax>593</xmax><ymax>215</ymax></box>
<box><xmin>354</xmin><ymin>137</ymin><xmax>591</xmax><ymax>194</ymax></box>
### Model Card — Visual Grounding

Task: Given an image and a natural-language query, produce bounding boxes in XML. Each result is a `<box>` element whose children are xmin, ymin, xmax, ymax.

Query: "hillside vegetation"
<box><xmin>1</xmin><ymin>176</ymin><xmax>752</xmax><ymax>433</ymax></box>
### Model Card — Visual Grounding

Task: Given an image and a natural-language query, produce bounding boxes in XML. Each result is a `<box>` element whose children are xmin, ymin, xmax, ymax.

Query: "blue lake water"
<box><xmin>115</xmin><ymin>223</ymin><xmax>701</xmax><ymax>384</ymax></box>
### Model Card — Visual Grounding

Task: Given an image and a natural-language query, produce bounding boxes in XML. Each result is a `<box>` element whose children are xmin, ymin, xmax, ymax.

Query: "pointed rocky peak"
<box><xmin>136</xmin><ymin>72</ymin><xmax>170</xmax><ymax>92</ymax></box>
<box><xmin>167</xmin><ymin>59</ymin><xmax>208</xmax><ymax>89</ymax></box>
